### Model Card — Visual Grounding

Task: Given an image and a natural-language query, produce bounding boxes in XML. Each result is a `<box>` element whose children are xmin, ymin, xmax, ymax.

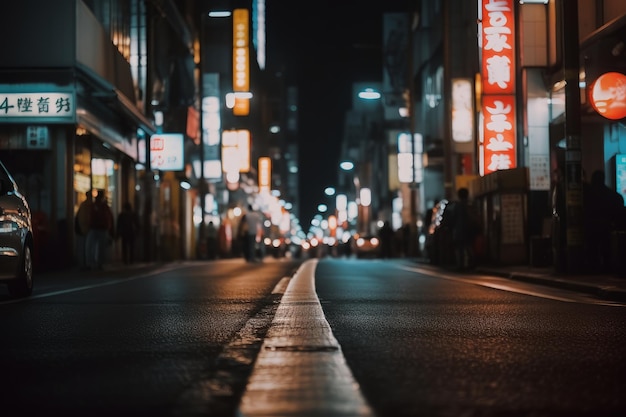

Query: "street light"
<box><xmin>208</xmin><ymin>10</ymin><xmax>231</xmax><ymax>18</ymax></box>
<box><xmin>357</xmin><ymin>88</ymin><xmax>382</xmax><ymax>100</ymax></box>
<box><xmin>339</xmin><ymin>160</ymin><xmax>354</xmax><ymax>171</ymax></box>
<box><xmin>339</xmin><ymin>160</ymin><xmax>359</xmax><ymax>234</ymax></box>
<box><xmin>355</xmin><ymin>85</ymin><xmax>422</xmax><ymax>255</ymax></box>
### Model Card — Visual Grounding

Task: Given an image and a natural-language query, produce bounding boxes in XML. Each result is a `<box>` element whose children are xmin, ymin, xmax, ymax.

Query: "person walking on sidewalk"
<box><xmin>447</xmin><ymin>187</ymin><xmax>480</xmax><ymax>271</ymax></box>
<box><xmin>86</xmin><ymin>190</ymin><xmax>114</xmax><ymax>270</ymax></box>
<box><xmin>116</xmin><ymin>202</ymin><xmax>140</xmax><ymax>265</ymax></box>
<box><xmin>75</xmin><ymin>190</ymin><xmax>93</xmax><ymax>270</ymax></box>
<box><xmin>206</xmin><ymin>221</ymin><xmax>218</xmax><ymax>260</ymax></box>
<box><xmin>378</xmin><ymin>221</ymin><xmax>394</xmax><ymax>259</ymax></box>
<box><xmin>243</xmin><ymin>204</ymin><xmax>263</xmax><ymax>262</ymax></box>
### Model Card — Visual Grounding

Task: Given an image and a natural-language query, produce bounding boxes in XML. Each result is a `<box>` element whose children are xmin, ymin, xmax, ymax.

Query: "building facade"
<box><xmin>338</xmin><ymin>0</ymin><xmax>626</xmax><ymax>268</ymax></box>
<box><xmin>0</xmin><ymin>0</ymin><xmax>299</xmax><ymax>269</ymax></box>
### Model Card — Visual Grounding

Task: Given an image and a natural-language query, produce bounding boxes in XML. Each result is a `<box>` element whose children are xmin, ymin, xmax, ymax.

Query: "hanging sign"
<box><xmin>481</xmin><ymin>0</ymin><xmax>515</xmax><ymax>96</ymax></box>
<box><xmin>150</xmin><ymin>133</ymin><xmax>184</xmax><ymax>171</ymax></box>
<box><xmin>480</xmin><ymin>0</ymin><xmax>517</xmax><ymax>175</ymax></box>
<box><xmin>482</xmin><ymin>95</ymin><xmax>516</xmax><ymax>174</ymax></box>
<box><xmin>589</xmin><ymin>72</ymin><xmax>626</xmax><ymax>120</ymax></box>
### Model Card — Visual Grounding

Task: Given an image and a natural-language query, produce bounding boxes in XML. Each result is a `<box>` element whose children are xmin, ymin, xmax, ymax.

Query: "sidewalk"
<box><xmin>413</xmin><ymin>257</ymin><xmax>626</xmax><ymax>302</ymax></box>
<box><xmin>472</xmin><ymin>263</ymin><xmax>626</xmax><ymax>302</ymax></box>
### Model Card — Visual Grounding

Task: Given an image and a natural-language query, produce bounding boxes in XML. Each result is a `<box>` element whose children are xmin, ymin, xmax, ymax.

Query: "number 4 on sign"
<box><xmin>0</xmin><ymin>97</ymin><xmax>15</xmax><ymax>114</ymax></box>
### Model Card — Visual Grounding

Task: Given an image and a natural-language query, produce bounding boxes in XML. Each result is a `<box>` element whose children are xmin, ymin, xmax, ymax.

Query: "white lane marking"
<box><xmin>399</xmin><ymin>264</ymin><xmax>625</xmax><ymax>307</ymax></box>
<box><xmin>2</xmin><ymin>260</ymin><xmax>294</xmax><ymax>306</ymax></box>
<box><xmin>271</xmin><ymin>276</ymin><xmax>291</xmax><ymax>295</ymax></box>
<box><xmin>0</xmin><ymin>264</ymin><xmax>184</xmax><ymax>305</ymax></box>
<box><xmin>237</xmin><ymin>259</ymin><xmax>375</xmax><ymax>417</ymax></box>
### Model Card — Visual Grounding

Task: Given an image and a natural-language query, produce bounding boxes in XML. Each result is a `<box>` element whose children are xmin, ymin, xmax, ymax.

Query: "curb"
<box><xmin>478</xmin><ymin>268</ymin><xmax>626</xmax><ymax>303</ymax></box>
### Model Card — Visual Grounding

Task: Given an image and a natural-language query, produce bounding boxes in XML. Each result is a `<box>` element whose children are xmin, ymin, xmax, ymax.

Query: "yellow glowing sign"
<box><xmin>258</xmin><ymin>157</ymin><xmax>271</xmax><ymax>194</ymax></box>
<box><xmin>221</xmin><ymin>129</ymin><xmax>250</xmax><ymax>173</ymax></box>
<box><xmin>233</xmin><ymin>9</ymin><xmax>250</xmax><ymax>116</ymax></box>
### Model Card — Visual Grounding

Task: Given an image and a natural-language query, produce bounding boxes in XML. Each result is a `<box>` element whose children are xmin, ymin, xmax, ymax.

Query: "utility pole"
<box><xmin>561</xmin><ymin>0</ymin><xmax>585</xmax><ymax>272</ymax></box>
<box><xmin>407</xmin><ymin>4</ymin><xmax>419</xmax><ymax>257</ymax></box>
<box><xmin>442</xmin><ymin>0</ymin><xmax>454</xmax><ymax>201</ymax></box>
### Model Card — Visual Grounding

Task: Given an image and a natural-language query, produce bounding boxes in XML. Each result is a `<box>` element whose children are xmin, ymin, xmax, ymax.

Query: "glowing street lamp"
<box><xmin>340</xmin><ymin>160</ymin><xmax>354</xmax><ymax>171</ymax></box>
<box><xmin>208</xmin><ymin>10</ymin><xmax>232</xmax><ymax>18</ymax></box>
<box><xmin>357</xmin><ymin>88</ymin><xmax>382</xmax><ymax>100</ymax></box>
<box><xmin>359</xmin><ymin>187</ymin><xmax>371</xmax><ymax>207</ymax></box>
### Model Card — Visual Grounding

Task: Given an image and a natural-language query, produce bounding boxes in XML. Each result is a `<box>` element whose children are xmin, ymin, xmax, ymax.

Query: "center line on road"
<box><xmin>237</xmin><ymin>259</ymin><xmax>375</xmax><ymax>417</ymax></box>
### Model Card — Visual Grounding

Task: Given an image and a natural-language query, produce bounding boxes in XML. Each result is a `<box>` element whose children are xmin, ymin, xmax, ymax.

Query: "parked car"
<box><xmin>0</xmin><ymin>160</ymin><xmax>34</xmax><ymax>297</ymax></box>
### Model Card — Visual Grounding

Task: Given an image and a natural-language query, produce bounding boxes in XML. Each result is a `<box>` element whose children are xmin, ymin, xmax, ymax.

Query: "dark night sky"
<box><xmin>266</xmin><ymin>1</ymin><xmax>409</xmax><ymax>230</ymax></box>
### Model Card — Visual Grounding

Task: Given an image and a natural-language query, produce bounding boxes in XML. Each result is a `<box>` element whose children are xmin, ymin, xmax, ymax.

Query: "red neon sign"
<box><xmin>589</xmin><ymin>72</ymin><xmax>626</xmax><ymax>120</ymax></box>
<box><xmin>482</xmin><ymin>95</ymin><xmax>516</xmax><ymax>174</ymax></box>
<box><xmin>480</xmin><ymin>0</ymin><xmax>517</xmax><ymax>175</ymax></box>
<box><xmin>481</xmin><ymin>0</ymin><xmax>516</xmax><ymax>96</ymax></box>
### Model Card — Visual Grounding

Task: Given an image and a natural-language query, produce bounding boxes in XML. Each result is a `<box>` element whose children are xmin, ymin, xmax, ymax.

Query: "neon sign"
<box><xmin>589</xmin><ymin>72</ymin><xmax>626</xmax><ymax>120</ymax></box>
<box><xmin>480</xmin><ymin>0</ymin><xmax>517</xmax><ymax>175</ymax></box>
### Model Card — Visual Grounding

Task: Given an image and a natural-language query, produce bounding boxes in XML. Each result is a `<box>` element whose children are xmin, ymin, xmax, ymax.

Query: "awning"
<box><xmin>76</xmin><ymin>63</ymin><xmax>156</xmax><ymax>137</ymax></box>
<box><xmin>580</xmin><ymin>14</ymin><xmax>626</xmax><ymax>80</ymax></box>
<box><xmin>581</xmin><ymin>14</ymin><xmax>626</xmax><ymax>51</ymax></box>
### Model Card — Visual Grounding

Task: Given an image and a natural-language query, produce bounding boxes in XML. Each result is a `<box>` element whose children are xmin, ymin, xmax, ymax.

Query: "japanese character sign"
<box><xmin>480</xmin><ymin>0</ymin><xmax>517</xmax><ymax>175</ymax></box>
<box><xmin>481</xmin><ymin>0</ymin><xmax>515</xmax><ymax>95</ymax></box>
<box><xmin>482</xmin><ymin>95</ymin><xmax>516</xmax><ymax>174</ymax></box>
<box><xmin>0</xmin><ymin>92</ymin><xmax>74</xmax><ymax>122</ymax></box>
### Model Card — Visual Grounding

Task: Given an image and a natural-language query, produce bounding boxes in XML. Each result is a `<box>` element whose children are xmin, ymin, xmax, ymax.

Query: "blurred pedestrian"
<box><xmin>86</xmin><ymin>190</ymin><xmax>114</xmax><ymax>270</ymax></box>
<box><xmin>116</xmin><ymin>202</ymin><xmax>140</xmax><ymax>265</ymax></box>
<box><xmin>243</xmin><ymin>204</ymin><xmax>263</xmax><ymax>262</ymax></box>
<box><xmin>447</xmin><ymin>187</ymin><xmax>480</xmax><ymax>271</ymax></box>
<box><xmin>378</xmin><ymin>221</ymin><xmax>394</xmax><ymax>258</ymax></box>
<box><xmin>584</xmin><ymin>169</ymin><xmax>625</xmax><ymax>271</ymax></box>
<box><xmin>238</xmin><ymin>213</ymin><xmax>249</xmax><ymax>260</ymax></box>
<box><xmin>401</xmin><ymin>223</ymin><xmax>410</xmax><ymax>257</ymax></box>
<box><xmin>75</xmin><ymin>190</ymin><xmax>93</xmax><ymax>270</ymax></box>
<box><xmin>206</xmin><ymin>220</ymin><xmax>218</xmax><ymax>260</ymax></box>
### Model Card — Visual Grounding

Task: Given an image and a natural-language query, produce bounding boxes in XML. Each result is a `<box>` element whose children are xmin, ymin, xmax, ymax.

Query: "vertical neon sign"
<box><xmin>258</xmin><ymin>157</ymin><xmax>271</xmax><ymax>194</ymax></box>
<box><xmin>481</xmin><ymin>0</ymin><xmax>516</xmax><ymax>175</ymax></box>
<box><xmin>233</xmin><ymin>9</ymin><xmax>250</xmax><ymax>116</ymax></box>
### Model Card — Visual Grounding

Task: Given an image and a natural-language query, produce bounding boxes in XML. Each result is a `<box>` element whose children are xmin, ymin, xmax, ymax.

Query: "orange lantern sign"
<box><xmin>589</xmin><ymin>72</ymin><xmax>626</xmax><ymax>120</ymax></box>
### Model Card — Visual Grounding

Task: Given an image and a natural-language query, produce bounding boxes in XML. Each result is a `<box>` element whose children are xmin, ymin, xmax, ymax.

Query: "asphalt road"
<box><xmin>0</xmin><ymin>259</ymin><xmax>301</xmax><ymax>416</ymax></box>
<box><xmin>315</xmin><ymin>258</ymin><xmax>626</xmax><ymax>417</ymax></box>
<box><xmin>2</xmin><ymin>257</ymin><xmax>625</xmax><ymax>417</ymax></box>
